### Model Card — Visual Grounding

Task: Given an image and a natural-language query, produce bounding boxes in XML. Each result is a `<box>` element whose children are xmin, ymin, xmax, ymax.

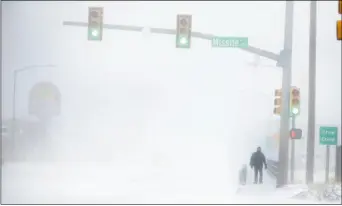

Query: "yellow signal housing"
<box><xmin>337</xmin><ymin>20</ymin><xmax>342</xmax><ymax>40</ymax></box>
<box><xmin>273</xmin><ymin>89</ymin><xmax>282</xmax><ymax>115</ymax></box>
<box><xmin>338</xmin><ymin>1</ymin><xmax>341</xmax><ymax>40</ymax></box>
<box><xmin>290</xmin><ymin>87</ymin><xmax>300</xmax><ymax>116</ymax></box>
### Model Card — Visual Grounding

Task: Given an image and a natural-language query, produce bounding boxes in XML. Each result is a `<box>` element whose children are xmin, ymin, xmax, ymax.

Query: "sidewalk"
<box><xmin>237</xmin><ymin>167</ymin><xmax>276</xmax><ymax>194</ymax></box>
<box><xmin>235</xmin><ymin>168</ymin><xmax>327</xmax><ymax>204</ymax></box>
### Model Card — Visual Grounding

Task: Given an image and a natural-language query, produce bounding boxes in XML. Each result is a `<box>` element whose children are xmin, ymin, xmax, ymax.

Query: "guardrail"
<box><xmin>266</xmin><ymin>159</ymin><xmax>279</xmax><ymax>179</ymax></box>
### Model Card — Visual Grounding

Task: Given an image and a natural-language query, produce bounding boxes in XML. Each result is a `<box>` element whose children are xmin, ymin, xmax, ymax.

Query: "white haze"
<box><xmin>1</xmin><ymin>1</ymin><xmax>341</xmax><ymax>204</ymax></box>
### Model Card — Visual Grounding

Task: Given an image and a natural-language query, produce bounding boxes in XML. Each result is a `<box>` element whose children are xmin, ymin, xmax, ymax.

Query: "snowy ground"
<box><xmin>2</xmin><ymin>160</ymin><xmax>238</xmax><ymax>204</ymax></box>
<box><xmin>235</xmin><ymin>168</ymin><xmax>338</xmax><ymax>204</ymax></box>
<box><xmin>3</xmin><ymin>161</ymin><xmax>336</xmax><ymax>204</ymax></box>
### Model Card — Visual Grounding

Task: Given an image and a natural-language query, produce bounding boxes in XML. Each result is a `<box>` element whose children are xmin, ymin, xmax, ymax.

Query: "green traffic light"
<box><xmin>292</xmin><ymin>107</ymin><xmax>299</xmax><ymax>115</ymax></box>
<box><xmin>88</xmin><ymin>28</ymin><xmax>102</xmax><ymax>41</ymax></box>
<box><xmin>91</xmin><ymin>29</ymin><xmax>99</xmax><ymax>37</ymax></box>
<box><xmin>176</xmin><ymin>35</ymin><xmax>190</xmax><ymax>48</ymax></box>
<box><xmin>179</xmin><ymin>36</ymin><xmax>188</xmax><ymax>45</ymax></box>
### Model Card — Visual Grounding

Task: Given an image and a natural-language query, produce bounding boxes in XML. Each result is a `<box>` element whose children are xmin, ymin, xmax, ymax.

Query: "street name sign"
<box><xmin>211</xmin><ymin>37</ymin><xmax>248</xmax><ymax>48</ymax></box>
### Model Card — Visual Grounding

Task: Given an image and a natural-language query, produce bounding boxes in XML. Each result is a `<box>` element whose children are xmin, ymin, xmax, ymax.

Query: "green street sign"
<box><xmin>319</xmin><ymin>126</ymin><xmax>338</xmax><ymax>145</ymax></box>
<box><xmin>211</xmin><ymin>37</ymin><xmax>248</xmax><ymax>48</ymax></box>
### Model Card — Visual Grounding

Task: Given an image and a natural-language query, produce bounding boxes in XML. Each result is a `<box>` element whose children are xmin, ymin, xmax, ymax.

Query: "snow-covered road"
<box><xmin>2</xmin><ymin>161</ymin><xmax>239</xmax><ymax>204</ymax></box>
<box><xmin>3</xmin><ymin>162</ymin><xmax>333</xmax><ymax>204</ymax></box>
<box><xmin>2</xmin><ymin>162</ymin><xmax>338</xmax><ymax>204</ymax></box>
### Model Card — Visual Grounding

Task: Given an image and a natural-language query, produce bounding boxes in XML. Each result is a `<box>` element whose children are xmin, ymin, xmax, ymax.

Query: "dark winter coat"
<box><xmin>250</xmin><ymin>151</ymin><xmax>267</xmax><ymax>169</ymax></box>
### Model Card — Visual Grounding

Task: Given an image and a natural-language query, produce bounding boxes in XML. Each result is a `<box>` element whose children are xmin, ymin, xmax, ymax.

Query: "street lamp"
<box><xmin>11</xmin><ymin>64</ymin><xmax>57</xmax><ymax>138</ymax></box>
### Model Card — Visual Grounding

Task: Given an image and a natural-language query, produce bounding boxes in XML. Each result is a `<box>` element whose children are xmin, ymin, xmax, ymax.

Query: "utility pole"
<box><xmin>306</xmin><ymin>1</ymin><xmax>317</xmax><ymax>185</ymax></box>
<box><xmin>276</xmin><ymin>1</ymin><xmax>294</xmax><ymax>188</ymax></box>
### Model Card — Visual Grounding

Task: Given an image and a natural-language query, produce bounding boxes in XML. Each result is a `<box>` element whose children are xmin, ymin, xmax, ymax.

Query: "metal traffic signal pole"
<box><xmin>277</xmin><ymin>1</ymin><xmax>294</xmax><ymax>188</ymax></box>
<box><xmin>290</xmin><ymin>115</ymin><xmax>296</xmax><ymax>183</ymax></box>
<box><xmin>63</xmin><ymin>2</ymin><xmax>295</xmax><ymax>187</ymax></box>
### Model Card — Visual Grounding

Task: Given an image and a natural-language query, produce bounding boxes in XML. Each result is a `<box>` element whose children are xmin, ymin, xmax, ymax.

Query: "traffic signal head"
<box><xmin>274</xmin><ymin>89</ymin><xmax>282</xmax><ymax>97</ymax></box>
<box><xmin>290</xmin><ymin>87</ymin><xmax>300</xmax><ymax>116</ymax></box>
<box><xmin>273</xmin><ymin>89</ymin><xmax>282</xmax><ymax>115</ymax></box>
<box><xmin>290</xmin><ymin>128</ymin><xmax>302</xmax><ymax>139</ymax></box>
<box><xmin>88</xmin><ymin>7</ymin><xmax>103</xmax><ymax>41</ymax></box>
<box><xmin>176</xmin><ymin>14</ymin><xmax>192</xmax><ymax>48</ymax></box>
<box><xmin>337</xmin><ymin>20</ymin><xmax>341</xmax><ymax>40</ymax></box>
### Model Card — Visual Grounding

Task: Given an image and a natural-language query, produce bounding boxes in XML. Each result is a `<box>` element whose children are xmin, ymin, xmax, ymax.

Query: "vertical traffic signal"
<box><xmin>273</xmin><ymin>89</ymin><xmax>282</xmax><ymax>115</ymax></box>
<box><xmin>338</xmin><ymin>20</ymin><xmax>342</xmax><ymax>40</ymax></box>
<box><xmin>88</xmin><ymin>7</ymin><xmax>103</xmax><ymax>41</ymax></box>
<box><xmin>290</xmin><ymin>87</ymin><xmax>300</xmax><ymax>116</ymax></box>
<box><xmin>337</xmin><ymin>1</ymin><xmax>341</xmax><ymax>40</ymax></box>
<box><xmin>176</xmin><ymin>14</ymin><xmax>192</xmax><ymax>48</ymax></box>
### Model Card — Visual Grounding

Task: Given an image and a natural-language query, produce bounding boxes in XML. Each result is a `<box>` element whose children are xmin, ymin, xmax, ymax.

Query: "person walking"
<box><xmin>250</xmin><ymin>147</ymin><xmax>267</xmax><ymax>184</ymax></box>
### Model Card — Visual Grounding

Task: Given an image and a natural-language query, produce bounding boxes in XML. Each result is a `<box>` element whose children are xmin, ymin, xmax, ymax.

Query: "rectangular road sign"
<box><xmin>211</xmin><ymin>37</ymin><xmax>248</xmax><ymax>48</ymax></box>
<box><xmin>319</xmin><ymin>126</ymin><xmax>338</xmax><ymax>145</ymax></box>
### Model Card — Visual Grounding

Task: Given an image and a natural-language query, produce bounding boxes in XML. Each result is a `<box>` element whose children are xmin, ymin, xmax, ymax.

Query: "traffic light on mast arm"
<box><xmin>88</xmin><ymin>7</ymin><xmax>103</xmax><ymax>41</ymax></box>
<box><xmin>290</xmin><ymin>87</ymin><xmax>300</xmax><ymax>116</ymax></box>
<box><xmin>273</xmin><ymin>89</ymin><xmax>282</xmax><ymax>115</ymax></box>
<box><xmin>176</xmin><ymin>14</ymin><xmax>192</xmax><ymax>48</ymax></box>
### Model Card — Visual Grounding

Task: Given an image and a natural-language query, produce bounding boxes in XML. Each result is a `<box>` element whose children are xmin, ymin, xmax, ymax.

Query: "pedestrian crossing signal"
<box><xmin>290</xmin><ymin>128</ymin><xmax>302</xmax><ymax>139</ymax></box>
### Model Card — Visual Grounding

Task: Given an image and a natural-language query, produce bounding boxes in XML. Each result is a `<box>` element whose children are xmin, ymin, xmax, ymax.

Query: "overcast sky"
<box><xmin>1</xmin><ymin>0</ymin><xmax>341</xmax><ymax>168</ymax></box>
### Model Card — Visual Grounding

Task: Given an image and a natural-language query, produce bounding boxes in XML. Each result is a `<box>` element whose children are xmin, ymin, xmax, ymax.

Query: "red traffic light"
<box><xmin>180</xmin><ymin>18</ymin><xmax>188</xmax><ymax>27</ymax></box>
<box><xmin>292</xmin><ymin>88</ymin><xmax>299</xmax><ymax>96</ymax></box>
<box><xmin>90</xmin><ymin>11</ymin><xmax>99</xmax><ymax>18</ymax></box>
<box><xmin>290</xmin><ymin>128</ymin><xmax>302</xmax><ymax>139</ymax></box>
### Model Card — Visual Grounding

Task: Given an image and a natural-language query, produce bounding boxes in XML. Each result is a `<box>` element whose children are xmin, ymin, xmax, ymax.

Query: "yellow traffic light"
<box><xmin>290</xmin><ymin>87</ymin><xmax>300</xmax><ymax>116</ymax></box>
<box><xmin>273</xmin><ymin>89</ymin><xmax>282</xmax><ymax>115</ymax></box>
<box><xmin>339</xmin><ymin>0</ymin><xmax>342</xmax><ymax>14</ymax></box>
<box><xmin>337</xmin><ymin>20</ymin><xmax>342</xmax><ymax>40</ymax></box>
